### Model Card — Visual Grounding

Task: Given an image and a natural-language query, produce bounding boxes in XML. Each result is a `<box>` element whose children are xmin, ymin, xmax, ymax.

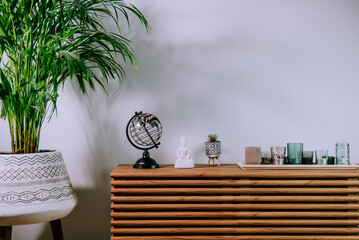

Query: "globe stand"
<box><xmin>133</xmin><ymin>149</ymin><xmax>159</xmax><ymax>169</ymax></box>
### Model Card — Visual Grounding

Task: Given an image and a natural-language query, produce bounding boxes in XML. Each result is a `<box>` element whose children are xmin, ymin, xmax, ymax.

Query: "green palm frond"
<box><xmin>0</xmin><ymin>0</ymin><xmax>150</xmax><ymax>153</ymax></box>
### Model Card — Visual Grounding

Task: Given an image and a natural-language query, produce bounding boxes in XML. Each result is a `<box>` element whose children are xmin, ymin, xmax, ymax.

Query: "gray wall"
<box><xmin>1</xmin><ymin>0</ymin><xmax>359</xmax><ymax>239</ymax></box>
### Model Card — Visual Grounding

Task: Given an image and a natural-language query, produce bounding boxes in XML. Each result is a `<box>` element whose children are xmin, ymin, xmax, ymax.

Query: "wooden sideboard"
<box><xmin>110</xmin><ymin>164</ymin><xmax>359</xmax><ymax>240</ymax></box>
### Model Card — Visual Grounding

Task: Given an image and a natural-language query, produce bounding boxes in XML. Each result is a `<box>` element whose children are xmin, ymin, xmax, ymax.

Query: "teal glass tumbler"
<box><xmin>287</xmin><ymin>143</ymin><xmax>303</xmax><ymax>164</ymax></box>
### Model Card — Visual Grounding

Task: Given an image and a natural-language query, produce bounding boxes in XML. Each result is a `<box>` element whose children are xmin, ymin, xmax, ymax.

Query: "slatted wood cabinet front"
<box><xmin>111</xmin><ymin>164</ymin><xmax>359</xmax><ymax>240</ymax></box>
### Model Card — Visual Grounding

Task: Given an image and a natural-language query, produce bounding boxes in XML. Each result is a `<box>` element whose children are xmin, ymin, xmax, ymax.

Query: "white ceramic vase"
<box><xmin>0</xmin><ymin>151</ymin><xmax>77</xmax><ymax>226</ymax></box>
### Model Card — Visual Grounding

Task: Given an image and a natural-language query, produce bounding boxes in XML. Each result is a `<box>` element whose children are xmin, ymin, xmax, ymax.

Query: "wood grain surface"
<box><xmin>110</xmin><ymin>164</ymin><xmax>359</xmax><ymax>240</ymax></box>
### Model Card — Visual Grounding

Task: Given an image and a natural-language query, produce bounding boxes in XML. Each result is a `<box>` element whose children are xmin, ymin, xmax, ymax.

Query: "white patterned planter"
<box><xmin>205</xmin><ymin>141</ymin><xmax>221</xmax><ymax>157</ymax></box>
<box><xmin>0</xmin><ymin>151</ymin><xmax>77</xmax><ymax>226</ymax></box>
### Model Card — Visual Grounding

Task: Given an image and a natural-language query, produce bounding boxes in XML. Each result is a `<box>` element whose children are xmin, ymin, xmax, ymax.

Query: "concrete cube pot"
<box><xmin>0</xmin><ymin>151</ymin><xmax>77</xmax><ymax>226</ymax></box>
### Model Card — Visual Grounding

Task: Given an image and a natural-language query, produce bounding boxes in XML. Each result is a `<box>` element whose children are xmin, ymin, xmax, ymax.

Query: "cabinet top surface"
<box><xmin>111</xmin><ymin>164</ymin><xmax>359</xmax><ymax>178</ymax></box>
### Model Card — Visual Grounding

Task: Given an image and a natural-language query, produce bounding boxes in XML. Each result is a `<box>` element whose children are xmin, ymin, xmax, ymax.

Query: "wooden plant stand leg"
<box><xmin>216</xmin><ymin>157</ymin><xmax>221</xmax><ymax>166</ymax></box>
<box><xmin>50</xmin><ymin>219</ymin><xmax>64</xmax><ymax>240</ymax></box>
<box><xmin>0</xmin><ymin>226</ymin><xmax>12</xmax><ymax>240</ymax></box>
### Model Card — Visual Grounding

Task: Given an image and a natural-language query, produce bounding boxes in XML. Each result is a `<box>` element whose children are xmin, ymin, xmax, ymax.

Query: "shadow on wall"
<box><xmin>36</xmin><ymin>2</ymin><xmax>240</xmax><ymax>238</ymax></box>
<box><xmin>35</xmin><ymin>93</ymin><xmax>117</xmax><ymax>240</ymax></box>
<box><xmin>37</xmin><ymin>76</ymin><xmax>123</xmax><ymax>240</ymax></box>
<box><xmin>36</xmin><ymin>6</ymin><xmax>160</xmax><ymax>240</ymax></box>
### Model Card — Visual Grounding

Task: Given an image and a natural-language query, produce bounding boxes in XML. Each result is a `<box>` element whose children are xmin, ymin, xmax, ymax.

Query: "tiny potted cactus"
<box><xmin>205</xmin><ymin>134</ymin><xmax>221</xmax><ymax>166</ymax></box>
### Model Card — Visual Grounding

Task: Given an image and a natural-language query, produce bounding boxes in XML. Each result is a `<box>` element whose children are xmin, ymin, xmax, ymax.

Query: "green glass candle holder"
<box><xmin>302</xmin><ymin>151</ymin><xmax>313</xmax><ymax>164</ymax></box>
<box><xmin>327</xmin><ymin>156</ymin><xmax>335</xmax><ymax>165</ymax></box>
<box><xmin>287</xmin><ymin>143</ymin><xmax>303</xmax><ymax>164</ymax></box>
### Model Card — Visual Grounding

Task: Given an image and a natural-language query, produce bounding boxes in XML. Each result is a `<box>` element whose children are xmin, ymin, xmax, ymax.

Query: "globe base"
<box><xmin>133</xmin><ymin>150</ymin><xmax>159</xmax><ymax>169</ymax></box>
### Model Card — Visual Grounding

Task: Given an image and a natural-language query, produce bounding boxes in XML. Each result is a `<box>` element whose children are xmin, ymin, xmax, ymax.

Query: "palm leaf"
<box><xmin>0</xmin><ymin>0</ymin><xmax>150</xmax><ymax>153</ymax></box>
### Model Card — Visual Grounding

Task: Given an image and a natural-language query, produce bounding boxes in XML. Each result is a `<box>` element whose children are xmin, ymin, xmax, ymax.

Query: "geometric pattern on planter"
<box><xmin>0</xmin><ymin>164</ymin><xmax>68</xmax><ymax>181</ymax></box>
<box><xmin>0</xmin><ymin>152</ymin><xmax>63</xmax><ymax>167</ymax></box>
<box><xmin>205</xmin><ymin>141</ymin><xmax>221</xmax><ymax>157</ymax></box>
<box><xmin>0</xmin><ymin>185</ymin><xmax>75</xmax><ymax>205</ymax></box>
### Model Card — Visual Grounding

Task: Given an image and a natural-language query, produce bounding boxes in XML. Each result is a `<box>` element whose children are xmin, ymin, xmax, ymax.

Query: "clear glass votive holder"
<box><xmin>287</xmin><ymin>143</ymin><xmax>303</xmax><ymax>164</ymax></box>
<box><xmin>270</xmin><ymin>146</ymin><xmax>286</xmax><ymax>165</ymax></box>
<box><xmin>336</xmin><ymin>142</ymin><xmax>350</xmax><ymax>165</ymax></box>
<box><xmin>316</xmin><ymin>150</ymin><xmax>328</xmax><ymax>165</ymax></box>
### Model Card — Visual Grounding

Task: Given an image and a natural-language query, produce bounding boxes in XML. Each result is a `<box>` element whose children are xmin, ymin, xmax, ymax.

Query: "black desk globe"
<box><xmin>126</xmin><ymin>111</ymin><xmax>162</xmax><ymax>169</ymax></box>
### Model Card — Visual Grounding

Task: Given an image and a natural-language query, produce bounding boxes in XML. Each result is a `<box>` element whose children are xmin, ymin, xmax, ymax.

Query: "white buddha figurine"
<box><xmin>175</xmin><ymin>136</ymin><xmax>194</xmax><ymax>168</ymax></box>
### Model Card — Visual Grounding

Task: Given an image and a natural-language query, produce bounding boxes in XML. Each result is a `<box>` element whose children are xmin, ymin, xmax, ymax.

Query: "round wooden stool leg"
<box><xmin>0</xmin><ymin>226</ymin><xmax>12</xmax><ymax>240</ymax></box>
<box><xmin>50</xmin><ymin>219</ymin><xmax>64</xmax><ymax>240</ymax></box>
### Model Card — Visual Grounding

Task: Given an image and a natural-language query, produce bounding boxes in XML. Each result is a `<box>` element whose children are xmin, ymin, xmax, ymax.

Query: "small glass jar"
<box><xmin>261</xmin><ymin>151</ymin><xmax>271</xmax><ymax>164</ymax></box>
<box><xmin>315</xmin><ymin>150</ymin><xmax>328</xmax><ymax>165</ymax></box>
<box><xmin>336</xmin><ymin>142</ymin><xmax>350</xmax><ymax>165</ymax></box>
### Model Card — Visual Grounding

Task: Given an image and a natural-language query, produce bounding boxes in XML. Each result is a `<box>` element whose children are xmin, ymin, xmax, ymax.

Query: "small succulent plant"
<box><xmin>207</xmin><ymin>134</ymin><xmax>218</xmax><ymax>142</ymax></box>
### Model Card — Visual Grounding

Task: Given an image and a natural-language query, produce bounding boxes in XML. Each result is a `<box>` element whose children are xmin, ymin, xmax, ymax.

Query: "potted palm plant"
<box><xmin>0</xmin><ymin>0</ymin><xmax>149</xmax><ymax>226</ymax></box>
